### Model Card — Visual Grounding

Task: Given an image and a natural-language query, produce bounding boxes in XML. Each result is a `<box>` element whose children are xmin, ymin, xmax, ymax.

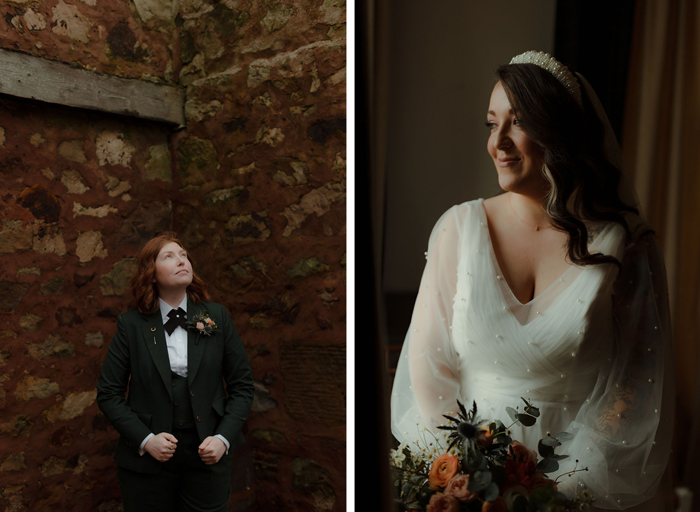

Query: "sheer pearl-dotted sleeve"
<box><xmin>391</xmin><ymin>205</ymin><xmax>465</xmax><ymax>445</ymax></box>
<box><xmin>554</xmin><ymin>228</ymin><xmax>675</xmax><ymax>510</ymax></box>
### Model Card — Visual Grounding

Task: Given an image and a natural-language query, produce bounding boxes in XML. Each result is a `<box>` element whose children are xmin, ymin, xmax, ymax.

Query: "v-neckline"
<box><xmin>478</xmin><ymin>198</ymin><xmax>609</xmax><ymax>308</ymax></box>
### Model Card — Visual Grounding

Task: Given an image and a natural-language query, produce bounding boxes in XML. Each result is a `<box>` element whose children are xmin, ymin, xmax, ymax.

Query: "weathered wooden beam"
<box><xmin>0</xmin><ymin>48</ymin><xmax>184</xmax><ymax>126</ymax></box>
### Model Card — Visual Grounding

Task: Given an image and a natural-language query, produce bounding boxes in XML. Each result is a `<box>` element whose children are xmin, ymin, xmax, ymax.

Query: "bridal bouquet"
<box><xmin>390</xmin><ymin>399</ymin><xmax>594</xmax><ymax>512</ymax></box>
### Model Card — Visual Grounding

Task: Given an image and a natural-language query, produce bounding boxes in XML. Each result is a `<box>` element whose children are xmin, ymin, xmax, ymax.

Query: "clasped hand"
<box><xmin>144</xmin><ymin>432</ymin><xmax>178</xmax><ymax>462</ymax></box>
<box><xmin>145</xmin><ymin>433</ymin><xmax>225</xmax><ymax>465</ymax></box>
<box><xmin>198</xmin><ymin>436</ymin><xmax>226</xmax><ymax>465</ymax></box>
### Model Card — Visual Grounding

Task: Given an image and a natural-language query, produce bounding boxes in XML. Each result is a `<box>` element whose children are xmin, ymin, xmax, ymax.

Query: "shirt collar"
<box><xmin>159</xmin><ymin>296</ymin><xmax>188</xmax><ymax>324</ymax></box>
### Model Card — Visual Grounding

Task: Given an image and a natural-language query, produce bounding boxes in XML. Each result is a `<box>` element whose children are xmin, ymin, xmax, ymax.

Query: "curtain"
<box><xmin>357</xmin><ymin>0</ymin><xmax>396</xmax><ymax>509</ymax></box>
<box><xmin>621</xmin><ymin>0</ymin><xmax>700</xmax><ymax>505</ymax></box>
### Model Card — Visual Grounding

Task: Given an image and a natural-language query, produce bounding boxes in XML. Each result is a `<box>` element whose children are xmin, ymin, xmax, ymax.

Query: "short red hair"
<box><xmin>130</xmin><ymin>233</ymin><xmax>209</xmax><ymax>315</ymax></box>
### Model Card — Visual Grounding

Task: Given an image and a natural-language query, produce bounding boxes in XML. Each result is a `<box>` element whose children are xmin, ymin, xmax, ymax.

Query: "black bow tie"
<box><xmin>164</xmin><ymin>308</ymin><xmax>187</xmax><ymax>335</ymax></box>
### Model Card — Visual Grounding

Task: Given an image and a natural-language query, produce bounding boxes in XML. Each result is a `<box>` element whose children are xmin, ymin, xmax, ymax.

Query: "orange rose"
<box><xmin>482</xmin><ymin>496</ymin><xmax>507</xmax><ymax>512</ymax></box>
<box><xmin>510</xmin><ymin>440</ymin><xmax>537</xmax><ymax>463</ymax></box>
<box><xmin>428</xmin><ymin>453</ymin><xmax>460</xmax><ymax>490</ymax></box>
<box><xmin>426</xmin><ymin>493</ymin><xmax>460</xmax><ymax>512</ymax></box>
<box><xmin>444</xmin><ymin>474</ymin><xmax>478</xmax><ymax>502</ymax></box>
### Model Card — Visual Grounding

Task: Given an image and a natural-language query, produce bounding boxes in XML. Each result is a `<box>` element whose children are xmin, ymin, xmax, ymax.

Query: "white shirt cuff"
<box><xmin>214</xmin><ymin>434</ymin><xmax>230</xmax><ymax>454</ymax></box>
<box><xmin>139</xmin><ymin>433</ymin><xmax>154</xmax><ymax>456</ymax></box>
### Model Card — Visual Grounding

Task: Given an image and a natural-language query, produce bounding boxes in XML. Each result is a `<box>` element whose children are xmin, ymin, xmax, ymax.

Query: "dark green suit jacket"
<box><xmin>96</xmin><ymin>298</ymin><xmax>254</xmax><ymax>474</ymax></box>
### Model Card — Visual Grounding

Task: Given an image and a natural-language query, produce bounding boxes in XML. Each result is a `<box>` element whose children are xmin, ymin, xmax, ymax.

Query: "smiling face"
<box><xmin>154</xmin><ymin>241</ymin><xmax>193</xmax><ymax>294</ymax></box>
<box><xmin>486</xmin><ymin>81</ymin><xmax>548</xmax><ymax>197</ymax></box>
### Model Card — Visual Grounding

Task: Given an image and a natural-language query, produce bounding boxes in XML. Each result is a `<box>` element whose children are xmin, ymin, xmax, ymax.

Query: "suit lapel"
<box><xmin>142</xmin><ymin>310</ymin><xmax>173</xmax><ymax>400</ymax></box>
<box><xmin>187</xmin><ymin>297</ymin><xmax>205</xmax><ymax>386</ymax></box>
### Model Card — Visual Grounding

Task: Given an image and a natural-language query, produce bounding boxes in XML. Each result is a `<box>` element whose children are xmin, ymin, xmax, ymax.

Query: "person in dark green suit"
<box><xmin>97</xmin><ymin>234</ymin><xmax>254</xmax><ymax>512</ymax></box>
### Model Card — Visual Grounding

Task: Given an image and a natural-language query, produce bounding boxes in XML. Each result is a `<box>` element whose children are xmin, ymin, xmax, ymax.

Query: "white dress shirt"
<box><xmin>159</xmin><ymin>296</ymin><xmax>189</xmax><ymax>378</ymax></box>
<box><xmin>139</xmin><ymin>297</ymin><xmax>229</xmax><ymax>455</ymax></box>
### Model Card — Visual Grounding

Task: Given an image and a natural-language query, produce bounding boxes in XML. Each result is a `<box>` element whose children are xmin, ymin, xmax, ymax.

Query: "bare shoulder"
<box><xmin>482</xmin><ymin>193</ymin><xmax>509</xmax><ymax>224</ymax></box>
<box><xmin>482</xmin><ymin>193</ymin><xmax>507</xmax><ymax>209</ymax></box>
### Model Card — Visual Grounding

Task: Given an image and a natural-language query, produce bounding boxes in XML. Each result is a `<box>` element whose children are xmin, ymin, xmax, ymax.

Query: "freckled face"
<box><xmin>154</xmin><ymin>242</ymin><xmax>193</xmax><ymax>292</ymax></box>
<box><xmin>486</xmin><ymin>82</ymin><xmax>547</xmax><ymax>195</ymax></box>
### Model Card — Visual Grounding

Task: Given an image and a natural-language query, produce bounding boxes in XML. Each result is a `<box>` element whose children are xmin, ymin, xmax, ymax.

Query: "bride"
<box><xmin>390</xmin><ymin>51</ymin><xmax>675</xmax><ymax>511</ymax></box>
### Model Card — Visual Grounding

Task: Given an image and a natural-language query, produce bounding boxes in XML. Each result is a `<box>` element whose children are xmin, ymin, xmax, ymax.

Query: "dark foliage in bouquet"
<box><xmin>390</xmin><ymin>399</ymin><xmax>594</xmax><ymax>512</ymax></box>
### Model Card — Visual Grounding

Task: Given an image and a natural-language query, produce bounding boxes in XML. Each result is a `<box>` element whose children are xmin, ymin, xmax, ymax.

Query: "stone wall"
<box><xmin>0</xmin><ymin>1</ymin><xmax>346</xmax><ymax>511</ymax></box>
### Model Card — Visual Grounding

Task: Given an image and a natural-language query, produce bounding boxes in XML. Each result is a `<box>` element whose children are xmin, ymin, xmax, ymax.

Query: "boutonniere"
<box><xmin>187</xmin><ymin>310</ymin><xmax>219</xmax><ymax>338</ymax></box>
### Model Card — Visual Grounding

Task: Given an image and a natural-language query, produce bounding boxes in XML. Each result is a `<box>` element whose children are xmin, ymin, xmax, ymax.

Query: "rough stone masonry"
<box><xmin>0</xmin><ymin>1</ymin><xmax>346</xmax><ymax>511</ymax></box>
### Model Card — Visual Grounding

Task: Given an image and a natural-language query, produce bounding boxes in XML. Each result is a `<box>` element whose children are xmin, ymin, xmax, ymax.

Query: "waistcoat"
<box><xmin>171</xmin><ymin>373</ymin><xmax>195</xmax><ymax>429</ymax></box>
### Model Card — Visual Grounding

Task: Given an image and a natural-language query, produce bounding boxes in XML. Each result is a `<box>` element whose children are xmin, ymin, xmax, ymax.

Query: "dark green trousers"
<box><xmin>117</xmin><ymin>426</ymin><xmax>232</xmax><ymax>512</ymax></box>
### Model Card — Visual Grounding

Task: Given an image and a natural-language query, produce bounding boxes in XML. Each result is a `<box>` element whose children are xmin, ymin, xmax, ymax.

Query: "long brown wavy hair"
<box><xmin>495</xmin><ymin>63</ymin><xmax>639</xmax><ymax>270</ymax></box>
<box><xmin>130</xmin><ymin>233</ymin><xmax>210</xmax><ymax>315</ymax></box>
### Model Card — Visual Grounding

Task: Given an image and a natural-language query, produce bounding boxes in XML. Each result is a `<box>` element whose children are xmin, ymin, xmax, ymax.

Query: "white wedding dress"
<box><xmin>391</xmin><ymin>199</ymin><xmax>675</xmax><ymax>511</ymax></box>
